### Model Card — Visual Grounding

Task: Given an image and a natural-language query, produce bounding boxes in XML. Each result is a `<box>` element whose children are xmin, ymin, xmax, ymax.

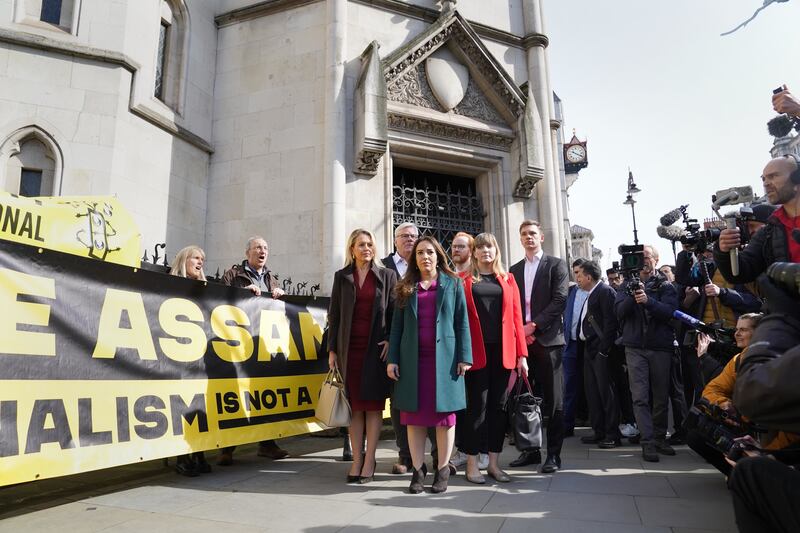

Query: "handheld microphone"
<box><xmin>657</xmin><ymin>225</ymin><xmax>686</xmax><ymax>242</ymax></box>
<box><xmin>672</xmin><ymin>310</ymin><xmax>716</xmax><ymax>335</ymax></box>
<box><xmin>660</xmin><ymin>208</ymin><xmax>683</xmax><ymax>227</ymax></box>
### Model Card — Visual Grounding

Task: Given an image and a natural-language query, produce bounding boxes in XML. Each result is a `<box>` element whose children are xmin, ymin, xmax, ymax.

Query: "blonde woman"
<box><xmin>328</xmin><ymin>229</ymin><xmax>397</xmax><ymax>483</ymax></box>
<box><xmin>460</xmin><ymin>233</ymin><xmax>528</xmax><ymax>484</ymax></box>
<box><xmin>169</xmin><ymin>245</ymin><xmax>210</xmax><ymax>476</ymax></box>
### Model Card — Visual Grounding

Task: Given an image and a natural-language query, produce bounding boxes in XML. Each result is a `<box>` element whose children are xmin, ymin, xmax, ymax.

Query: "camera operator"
<box><xmin>727</xmin><ymin>268</ymin><xmax>800</xmax><ymax>533</ymax></box>
<box><xmin>715</xmin><ymin>155</ymin><xmax>800</xmax><ymax>283</ymax></box>
<box><xmin>614</xmin><ymin>245</ymin><xmax>679</xmax><ymax>462</ymax></box>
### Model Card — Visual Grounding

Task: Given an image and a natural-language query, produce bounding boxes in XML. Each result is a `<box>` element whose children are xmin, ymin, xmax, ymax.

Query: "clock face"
<box><xmin>565</xmin><ymin>144</ymin><xmax>587</xmax><ymax>163</ymax></box>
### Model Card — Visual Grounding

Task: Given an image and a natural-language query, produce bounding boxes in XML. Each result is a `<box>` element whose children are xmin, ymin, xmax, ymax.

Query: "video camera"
<box><xmin>684</xmin><ymin>398</ymin><xmax>762</xmax><ymax>461</ymax></box>
<box><xmin>616</xmin><ymin>244</ymin><xmax>644</xmax><ymax>296</ymax></box>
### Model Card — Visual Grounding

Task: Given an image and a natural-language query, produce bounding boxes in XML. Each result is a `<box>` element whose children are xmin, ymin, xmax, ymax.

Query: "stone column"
<box><xmin>322</xmin><ymin>0</ymin><xmax>347</xmax><ymax>291</ymax></box>
<box><xmin>522</xmin><ymin>0</ymin><xmax>562</xmax><ymax>256</ymax></box>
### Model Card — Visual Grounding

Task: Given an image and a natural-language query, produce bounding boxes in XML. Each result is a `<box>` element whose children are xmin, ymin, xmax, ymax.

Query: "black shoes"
<box><xmin>409</xmin><ymin>467</ymin><xmax>426</xmax><ymax>494</ymax></box>
<box><xmin>175</xmin><ymin>456</ymin><xmax>199</xmax><ymax>477</ymax></box>
<box><xmin>431</xmin><ymin>466</ymin><xmax>450</xmax><ymax>493</ymax></box>
<box><xmin>540</xmin><ymin>455</ymin><xmax>561</xmax><ymax>473</ymax></box>
<box><xmin>654</xmin><ymin>441</ymin><xmax>676</xmax><ymax>456</ymax></box>
<box><xmin>642</xmin><ymin>443</ymin><xmax>659</xmax><ymax>462</ymax></box>
<box><xmin>509</xmin><ymin>449</ymin><xmax>542</xmax><ymax>467</ymax></box>
<box><xmin>598</xmin><ymin>438</ymin><xmax>621</xmax><ymax>449</ymax></box>
<box><xmin>580</xmin><ymin>434</ymin><xmax>602</xmax><ymax>444</ymax></box>
<box><xmin>667</xmin><ymin>431</ymin><xmax>686</xmax><ymax>446</ymax></box>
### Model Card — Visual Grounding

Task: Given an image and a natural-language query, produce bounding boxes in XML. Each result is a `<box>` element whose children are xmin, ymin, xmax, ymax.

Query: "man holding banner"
<box><xmin>217</xmin><ymin>236</ymin><xmax>289</xmax><ymax>466</ymax></box>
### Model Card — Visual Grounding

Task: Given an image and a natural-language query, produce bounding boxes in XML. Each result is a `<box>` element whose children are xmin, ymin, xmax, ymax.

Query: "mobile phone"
<box><xmin>774</xmin><ymin>86</ymin><xmax>786</xmax><ymax>95</ymax></box>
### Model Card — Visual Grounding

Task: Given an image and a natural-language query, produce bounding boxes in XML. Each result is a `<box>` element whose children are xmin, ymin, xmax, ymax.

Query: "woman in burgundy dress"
<box><xmin>387</xmin><ymin>236</ymin><xmax>472</xmax><ymax>494</ymax></box>
<box><xmin>328</xmin><ymin>229</ymin><xmax>397</xmax><ymax>483</ymax></box>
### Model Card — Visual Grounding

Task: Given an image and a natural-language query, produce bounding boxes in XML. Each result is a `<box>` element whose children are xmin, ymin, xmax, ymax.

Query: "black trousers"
<box><xmin>668</xmin><ymin>348</ymin><xmax>688</xmax><ymax>433</ymax></box>
<box><xmin>580</xmin><ymin>341</ymin><xmax>620</xmax><ymax>440</ymax></box>
<box><xmin>527</xmin><ymin>342</ymin><xmax>565</xmax><ymax>457</ymax></box>
<box><xmin>463</xmin><ymin>342</ymin><xmax>511</xmax><ymax>455</ymax></box>
<box><xmin>729</xmin><ymin>456</ymin><xmax>800</xmax><ymax>533</ymax></box>
<box><xmin>609</xmin><ymin>344</ymin><xmax>635</xmax><ymax>425</ymax></box>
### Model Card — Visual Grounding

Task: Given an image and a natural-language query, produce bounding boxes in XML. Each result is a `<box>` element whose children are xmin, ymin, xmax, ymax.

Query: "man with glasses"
<box><xmin>614</xmin><ymin>245</ymin><xmax>679</xmax><ymax>462</ymax></box>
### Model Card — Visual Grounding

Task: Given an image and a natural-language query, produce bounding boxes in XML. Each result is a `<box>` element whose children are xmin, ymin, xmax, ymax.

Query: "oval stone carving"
<box><xmin>425</xmin><ymin>47</ymin><xmax>469</xmax><ymax>111</ymax></box>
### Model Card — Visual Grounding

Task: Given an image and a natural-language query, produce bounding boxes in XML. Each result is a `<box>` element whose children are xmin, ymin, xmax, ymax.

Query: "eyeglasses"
<box><xmin>397</xmin><ymin>233</ymin><xmax>418</xmax><ymax>240</ymax></box>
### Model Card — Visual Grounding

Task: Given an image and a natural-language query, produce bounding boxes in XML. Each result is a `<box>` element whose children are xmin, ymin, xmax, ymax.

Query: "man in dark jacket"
<box><xmin>714</xmin><ymin>155</ymin><xmax>800</xmax><ymax>283</ymax></box>
<box><xmin>217</xmin><ymin>236</ymin><xmax>287</xmax><ymax>466</ymax></box>
<box><xmin>575</xmin><ymin>260</ymin><xmax>621</xmax><ymax>448</ymax></box>
<box><xmin>509</xmin><ymin>220</ymin><xmax>569</xmax><ymax>473</ymax></box>
<box><xmin>614</xmin><ymin>245</ymin><xmax>678</xmax><ymax>462</ymax></box>
<box><xmin>729</xmin><ymin>272</ymin><xmax>800</xmax><ymax>533</ymax></box>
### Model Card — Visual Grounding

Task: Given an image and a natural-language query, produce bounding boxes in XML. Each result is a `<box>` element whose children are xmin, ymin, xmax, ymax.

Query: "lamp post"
<box><xmin>623</xmin><ymin>169</ymin><xmax>641</xmax><ymax>245</ymax></box>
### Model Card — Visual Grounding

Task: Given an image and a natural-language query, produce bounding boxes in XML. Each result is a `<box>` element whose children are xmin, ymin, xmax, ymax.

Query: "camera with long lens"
<box><xmin>617</xmin><ymin>244</ymin><xmax>644</xmax><ymax>296</ymax></box>
<box><xmin>767</xmin><ymin>262</ymin><xmax>800</xmax><ymax>299</ymax></box>
<box><xmin>684</xmin><ymin>398</ymin><xmax>762</xmax><ymax>460</ymax></box>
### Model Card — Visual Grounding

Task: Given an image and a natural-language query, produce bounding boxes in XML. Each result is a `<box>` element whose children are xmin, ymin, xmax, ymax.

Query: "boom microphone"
<box><xmin>657</xmin><ymin>225</ymin><xmax>686</xmax><ymax>242</ymax></box>
<box><xmin>767</xmin><ymin>114</ymin><xmax>798</xmax><ymax>138</ymax></box>
<box><xmin>660</xmin><ymin>208</ymin><xmax>683</xmax><ymax>227</ymax></box>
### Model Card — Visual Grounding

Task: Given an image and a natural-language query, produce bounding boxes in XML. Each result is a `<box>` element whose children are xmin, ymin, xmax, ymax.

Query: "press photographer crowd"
<box><xmin>597</xmin><ymin>86</ymin><xmax>800</xmax><ymax>533</ymax></box>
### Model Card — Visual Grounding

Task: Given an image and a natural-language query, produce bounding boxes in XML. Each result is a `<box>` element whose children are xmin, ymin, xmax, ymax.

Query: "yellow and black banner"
<box><xmin>0</xmin><ymin>239</ymin><xmax>329</xmax><ymax>486</ymax></box>
<box><xmin>0</xmin><ymin>192</ymin><xmax>141</xmax><ymax>267</ymax></box>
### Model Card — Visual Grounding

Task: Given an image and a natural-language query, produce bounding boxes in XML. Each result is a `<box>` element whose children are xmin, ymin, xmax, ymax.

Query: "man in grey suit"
<box><xmin>509</xmin><ymin>220</ymin><xmax>569</xmax><ymax>473</ymax></box>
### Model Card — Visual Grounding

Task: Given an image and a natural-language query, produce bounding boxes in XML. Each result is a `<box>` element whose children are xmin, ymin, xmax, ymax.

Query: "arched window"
<box><xmin>0</xmin><ymin>126</ymin><xmax>63</xmax><ymax>197</ymax></box>
<box><xmin>14</xmin><ymin>0</ymin><xmax>81</xmax><ymax>35</ymax></box>
<box><xmin>154</xmin><ymin>0</ymin><xmax>189</xmax><ymax>113</ymax></box>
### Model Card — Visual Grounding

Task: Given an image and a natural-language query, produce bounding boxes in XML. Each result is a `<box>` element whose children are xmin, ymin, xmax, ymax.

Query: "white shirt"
<box><xmin>570</xmin><ymin>287</ymin><xmax>589</xmax><ymax>341</ymax></box>
<box><xmin>523</xmin><ymin>250</ymin><xmax>544</xmax><ymax>323</ymax></box>
<box><xmin>392</xmin><ymin>252</ymin><xmax>409</xmax><ymax>278</ymax></box>
<box><xmin>578</xmin><ymin>281</ymin><xmax>600</xmax><ymax>341</ymax></box>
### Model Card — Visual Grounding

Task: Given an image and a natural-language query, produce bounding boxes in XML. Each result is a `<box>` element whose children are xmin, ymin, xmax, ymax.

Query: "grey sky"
<box><xmin>543</xmin><ymin>0</ymin><xmax>800</xmax><ymax>268</ymax></box>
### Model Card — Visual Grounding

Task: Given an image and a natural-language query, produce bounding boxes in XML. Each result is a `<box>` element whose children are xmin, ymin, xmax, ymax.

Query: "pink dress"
<box><xmin>400</xmin><ymin>280</ymin><xmax>456</xmax><ymax>427</ymax></box>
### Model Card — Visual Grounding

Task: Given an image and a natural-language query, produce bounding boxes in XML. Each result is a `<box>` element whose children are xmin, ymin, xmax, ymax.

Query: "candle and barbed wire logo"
<box><xmin>72</xmin><ymin>202</ymin><xmax>122</xmax><ymax>261</ymax></box>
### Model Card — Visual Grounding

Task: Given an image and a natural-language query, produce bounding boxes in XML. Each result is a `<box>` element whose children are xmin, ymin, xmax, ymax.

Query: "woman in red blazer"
<box><xmin>460</xmin><ymin>232</ymin><xmax>528</xmax><ymax>484</ymax></box>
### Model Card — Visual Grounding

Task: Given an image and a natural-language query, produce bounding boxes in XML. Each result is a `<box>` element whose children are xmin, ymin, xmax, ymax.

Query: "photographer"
<box><xmin>614</xmin><ymin>245</ymin><xmax>679</xmax><ymax>462</ymax></box>
<box><xmin>728</xmin><ymin>269</ymin><xmax>800</xmax><ymax>533</ymax></box>
<box><xmin>685</xmin><ymin>313</ymin><xmax>773</xmax><ymax>477</ymax></box>
<box><xmin>715</xmin><ymin>155</ymin><xmax>800</xmax><ymax>283</ymax></box>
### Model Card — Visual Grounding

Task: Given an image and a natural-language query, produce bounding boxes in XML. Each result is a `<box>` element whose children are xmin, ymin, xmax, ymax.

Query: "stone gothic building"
<box><xmin>0</xmin><ymin>0</ymin><xmax>572</xmax><ymax>292</ymax></box>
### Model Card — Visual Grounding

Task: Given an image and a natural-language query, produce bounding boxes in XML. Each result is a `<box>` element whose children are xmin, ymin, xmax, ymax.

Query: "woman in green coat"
<box><xmin>387</xmin><ymin>236</ymin><xmax>472</xmax><ymax>494</ymax></box>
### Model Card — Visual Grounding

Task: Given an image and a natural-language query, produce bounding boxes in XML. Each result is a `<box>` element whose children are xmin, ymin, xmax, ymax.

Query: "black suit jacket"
<box><xmin>580</xmin><ymin>282</ymin><xmax>618</xmax><ymax>358</ymax></box>
<box><xmin>510</xmin><ymin>254</ymin><xmax>569</xmax><ymax>348</ymax></box>
<box><xmin>381</xmin><ymin>254</ymin><xmax>399</xmax><ymax>275</ymax></box>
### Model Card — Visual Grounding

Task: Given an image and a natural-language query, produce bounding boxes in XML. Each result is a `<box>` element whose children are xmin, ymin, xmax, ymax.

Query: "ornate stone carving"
<box><xmin>513</xmin><ymin>176</ymin><xmax>539</xmax><ymax>199</ymax></box>
<box><xmin>388</xmin><ymin>65</ymin><xmax>506</xmax><ymax>125</ymax></box>
<box><xmin>387</xmin><ymin>66</ymin><xmax>439</xmax><ymax>110</ymax></box>
<box><xmin>355</xmin><ymin>150</ymin><xmax>384</xmax><ymax>174</ymax></box>
<box><xmin>388</xmin><ymin>113</ymin><xmax>513</xmax><ymax>150</ymax></box>
<box><xmin>453</xmin><ymin>77</ymin><xmax>505</xmax><ymax>124</ymax></box>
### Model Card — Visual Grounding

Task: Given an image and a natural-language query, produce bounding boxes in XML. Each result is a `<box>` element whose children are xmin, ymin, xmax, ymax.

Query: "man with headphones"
<box><xmin>715</xmin><ymin>154</ymin><xmax>800</xmax><ymax>283</ymax></box>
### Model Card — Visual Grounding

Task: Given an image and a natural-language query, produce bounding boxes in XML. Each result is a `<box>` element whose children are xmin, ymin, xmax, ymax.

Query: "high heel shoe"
<box><xmin>408</xmin><ymin>466</ymin><xmax>426</xmax><ymax>494</ymax></box>
<box><xmin>346</xmin><ymin>455</ymin><xmax>365</xmax><ymax>483</ymax></box>
<box><xmin>431</xmin><ymin>466</ymin><xmax>450</xmax><ymax>493</ymax></box>
<box><xmin>358</xmin><ymin>460</ymin><xmax>377</xmax><ymax>484</ymax></box>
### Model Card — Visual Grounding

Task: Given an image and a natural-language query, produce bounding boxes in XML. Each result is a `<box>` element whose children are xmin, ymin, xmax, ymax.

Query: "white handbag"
<box><xmin>315</xmin><ymin>368</ymin><xmax>351</xmax><ymax>427</ymax></box>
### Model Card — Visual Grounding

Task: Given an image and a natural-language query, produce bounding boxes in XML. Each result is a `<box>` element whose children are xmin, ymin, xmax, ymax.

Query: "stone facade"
<box><xmin>0</xmin><ymin>0</ymin><xmax>567</xmax><ymax>294</ymax></box>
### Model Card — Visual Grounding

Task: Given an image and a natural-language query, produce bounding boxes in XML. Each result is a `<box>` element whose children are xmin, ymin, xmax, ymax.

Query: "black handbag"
<box><xmin>506</xmin><ymin>374</ymin><xmax>543</xmax><ymax>452</ymax></box>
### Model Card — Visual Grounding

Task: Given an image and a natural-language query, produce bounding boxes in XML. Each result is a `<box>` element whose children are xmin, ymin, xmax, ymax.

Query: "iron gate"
<box><xmin>392</xmin><ymin>168</ymin><xmax>484</xmax><ymax>253</ymax></box>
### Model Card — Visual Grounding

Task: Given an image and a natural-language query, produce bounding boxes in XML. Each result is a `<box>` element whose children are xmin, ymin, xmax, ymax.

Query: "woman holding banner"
<box><xmin>169</xmin><ymin>245</ymin><xmax>212</xmax><ymax>477</ymax></box>
<box><xmin>328</xmin><ymin>229</ymin><xmax>397</xmax><ymax>484</ymax></box>
<box><xmin>387</xmin><ymin>236</ymin><xmax>472</xmax><ymax>494</ymax></box>
<box><xmin>459</xmin><ymin>232</ymin><xmax>528</xmax><ymax>484</ymax></box>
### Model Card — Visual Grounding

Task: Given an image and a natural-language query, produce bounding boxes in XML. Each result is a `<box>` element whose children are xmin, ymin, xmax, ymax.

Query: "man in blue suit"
<box><xmin>562</xmin><ymin>259</ymin><xmax>589</xmax><ymax>437</ymax></box>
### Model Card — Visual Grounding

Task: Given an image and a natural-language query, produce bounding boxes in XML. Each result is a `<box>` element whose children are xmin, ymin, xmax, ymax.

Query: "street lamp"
<box><xmin>623</xmin><ymin>169</ymin><xmax>640</xmax><ymax>245</ymax></box>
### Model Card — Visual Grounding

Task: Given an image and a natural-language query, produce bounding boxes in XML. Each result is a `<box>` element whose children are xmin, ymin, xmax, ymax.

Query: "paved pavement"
<box><xmin>0</xmin><ymin>429</ymin><xmax>736</xmax><ymax>532</ymax></box>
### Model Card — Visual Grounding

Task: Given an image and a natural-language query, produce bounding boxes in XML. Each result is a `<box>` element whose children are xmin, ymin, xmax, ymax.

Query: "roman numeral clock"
<box><xmin>564</xmin><ymin>131</ymin><xmax>588</xmax><ymax>174</ymax></box>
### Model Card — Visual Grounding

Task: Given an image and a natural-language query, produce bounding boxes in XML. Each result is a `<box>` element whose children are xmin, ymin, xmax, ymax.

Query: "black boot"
<box><xmin>409</xmin><ymin>467</ymin><xmax>426</xmax><ymax>494</ymax></box>
<box><xmin>431</xmin><ymin>466</ymin><xmax>450</xmax><ymax>493</ymax></box>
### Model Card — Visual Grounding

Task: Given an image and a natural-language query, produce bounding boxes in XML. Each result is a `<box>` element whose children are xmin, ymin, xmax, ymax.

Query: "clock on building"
<box><xmin>563</xmin><ymin>131</ymin><xmax>588</xmax><ymax>173</ymax></box>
